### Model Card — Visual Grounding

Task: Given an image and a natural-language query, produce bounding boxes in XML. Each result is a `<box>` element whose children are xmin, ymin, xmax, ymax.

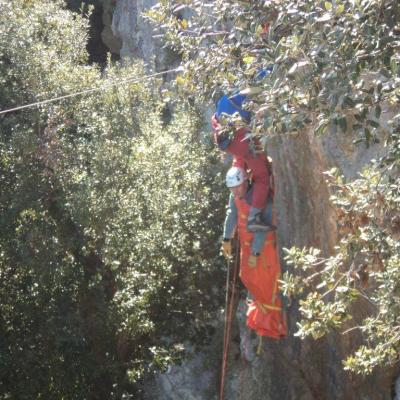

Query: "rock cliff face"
<box><xmin>222</xmin><ymin>128</ymin><xmax>393</xmax><ymax>400</ymax></box>
<box><xmin>202</xmin><ymin>128</ymin><xmax>394</xmax><ymax>400</ymax></box>
<box><xmin>111</xmin><ymin>0</ymin><xmax>171</xmax><ymax>71</ymax></box>
<box><xmin>107</xmin><ymin>1</ymin><xmax>398</xmax><ymax>399</ymax></box>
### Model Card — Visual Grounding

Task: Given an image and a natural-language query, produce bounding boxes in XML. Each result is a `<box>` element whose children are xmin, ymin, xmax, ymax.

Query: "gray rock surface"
<box><xmin>101</xmin><ymin>0</ymin><xmax>122</xmax><ymax>55</ymax></box>
<box><xmin>143</xmin><ymin>348</ymin><xmax>216</xmax><ymax>400</ymax></box>
<box><xmin>111</xmin><ymin>0</ymin><xmax>165</xmax><ymax>68</ymax></box>
<box><xmin>395</xmin><ymin>375</ymin><xmax>400</xmax><ymax>400</ymax></box>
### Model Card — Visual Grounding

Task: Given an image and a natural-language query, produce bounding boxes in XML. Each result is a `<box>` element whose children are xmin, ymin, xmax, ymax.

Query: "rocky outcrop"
<box><xmin>143</xmin><ymin>352</ymin><xmax>217</xmax><ymax>400</ymax></box>
<box><xmin>111</xmin><ymin>0</ymin><xmax>165</xmax><ymax>68</ymax></box>
<box><xmin>101</xmin><ymin>0</ymin><xmax>122</xmax><ymax>56</ymax></box>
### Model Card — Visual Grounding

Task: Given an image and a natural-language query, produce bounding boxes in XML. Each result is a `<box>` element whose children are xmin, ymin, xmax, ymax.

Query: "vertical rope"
<box><xmin>221</xmin><ymin>256</ymin><xmax>231</xmax><ymax>380</ymax></box>
<box><xmin>256</xmin><ymin>335</ymin><xmax>264</xmax><ymax>355</ymax></box>
<box><xmin>219</xmin><ymin>239</ymin><xmax>240</xmax><ymax>400</ymax></box>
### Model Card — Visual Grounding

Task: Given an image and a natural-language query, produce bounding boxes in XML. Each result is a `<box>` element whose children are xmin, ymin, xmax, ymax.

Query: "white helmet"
<box><xmin>226</xmin><ymin>167</ymin><xmax>246</xmax><ymax>188</ymax></box>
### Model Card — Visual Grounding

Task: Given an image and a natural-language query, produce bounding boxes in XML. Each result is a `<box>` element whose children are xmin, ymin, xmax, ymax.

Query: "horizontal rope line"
<box><xmin>0</xmin><ymin>67</ymin><xmax>181</xmax><ymax>116</ymax></box>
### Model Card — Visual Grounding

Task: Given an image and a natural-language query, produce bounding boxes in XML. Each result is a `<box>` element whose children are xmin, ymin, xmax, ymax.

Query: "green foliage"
<box><xmin>147</xmin><ymin>0</ymin><xmax>399</xmax><ymax>139</ymax></box>
<box><xmin>282</xmin><ymin>161</ymin><xmax>400</xmax><ymax>374</ymax></box>
<box><xmin>147</xmin><ymin>0</ymin><xmax>400</xmax><ymax>375</ymax></box>
<box><xmin>0</xmin><ymin>0</ymin><xmax>225</xmax><ymax>398</ymax></box>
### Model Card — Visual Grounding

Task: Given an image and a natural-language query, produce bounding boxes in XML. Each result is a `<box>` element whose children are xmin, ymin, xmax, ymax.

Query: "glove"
<box><xmin>220</xmin><ymin>239</ymin><xmax>232</xmax><ymax>259</ymax></box>
<box><xmin>248</xmin><ymin>253</ymin><xmax>259</xmax><ymax>268</ymax></box>
<box><xmin>253</xmin><ymin>137</ymin><xmax>265</xmax><ymax>153</ymax></box>
<box><xmin>211</xmin><ymin>114</ymin><xmax>222</xmax><ymax>133</ymax></box>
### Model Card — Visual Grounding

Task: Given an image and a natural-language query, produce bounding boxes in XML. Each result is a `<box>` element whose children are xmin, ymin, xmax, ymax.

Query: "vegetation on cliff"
<box><xmin>148</xmin><ymin>0</ymin><xmax>400</xmax><ymax>375</ymax></box>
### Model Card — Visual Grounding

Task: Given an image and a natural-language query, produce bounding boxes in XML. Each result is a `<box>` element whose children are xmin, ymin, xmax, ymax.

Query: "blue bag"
<box><xmin>216</xmin><ymin>94</ymin><xmax>251</xmax><ymax>122</ymax></box>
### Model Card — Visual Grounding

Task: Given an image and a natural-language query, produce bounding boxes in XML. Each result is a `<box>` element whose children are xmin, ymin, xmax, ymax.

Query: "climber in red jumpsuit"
<box><xmin>211</xmin><ymin>110</ymin><xmax>274</xmax><ymax>232</ymax></box>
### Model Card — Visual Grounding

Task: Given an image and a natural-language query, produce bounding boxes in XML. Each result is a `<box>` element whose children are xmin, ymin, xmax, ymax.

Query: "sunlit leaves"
<box><xmin>0</xmin><ymin>0</ymin><xmax>226</xmax><ymax>397</ymax></box>
<box><xmin>147</xmin><ymin>0</ymin><xmax>399</xmax><ymax>144</ymax></box>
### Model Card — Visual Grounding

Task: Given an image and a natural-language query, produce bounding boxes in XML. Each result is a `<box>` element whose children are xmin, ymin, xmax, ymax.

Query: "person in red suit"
<box><xmin>212</xmin><ymin>93</ymin><xmax>275</xmax><ymax>232</ymax></box>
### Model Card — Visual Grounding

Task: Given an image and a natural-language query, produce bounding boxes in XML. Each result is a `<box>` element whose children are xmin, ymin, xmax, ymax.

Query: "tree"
<box><xmin>147</xmin><ymin>0</ymin><xmax>400</xmax><ymax>374</ymax></box>
<box><xmin>0</xmin><ymin>1</ymin><xmax>226</xmax><ymax>398</ymax></box>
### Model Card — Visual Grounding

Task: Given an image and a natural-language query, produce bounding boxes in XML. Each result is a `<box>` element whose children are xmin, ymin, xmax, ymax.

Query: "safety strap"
<box><xmin>256</xmin><ymin>300</ymin><xmax>282</xmax><ymax>313</ymax></box>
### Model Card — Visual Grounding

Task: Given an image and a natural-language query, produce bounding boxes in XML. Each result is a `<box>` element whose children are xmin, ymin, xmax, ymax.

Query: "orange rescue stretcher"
<box><xmin>235</xmin><ymin>196</ymin><xmax>287</xmax><ymax>339</ymax></box>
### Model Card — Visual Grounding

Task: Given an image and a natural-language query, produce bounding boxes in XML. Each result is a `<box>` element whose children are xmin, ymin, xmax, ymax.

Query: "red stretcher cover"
<box><xmin>234</xmin><ymin>197</ymin><xmax>287</xmax><ymax>339</ymax></box>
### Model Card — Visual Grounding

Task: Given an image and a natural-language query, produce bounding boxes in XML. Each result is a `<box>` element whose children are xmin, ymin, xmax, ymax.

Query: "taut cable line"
<box><xmin>0</xmin><ymin>67</ymin><xmax>181</xmax><ymax>116</ymax></box>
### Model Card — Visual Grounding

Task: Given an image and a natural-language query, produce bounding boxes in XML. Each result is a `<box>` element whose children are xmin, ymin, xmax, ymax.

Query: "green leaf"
<box><xmin>239</xmin><ymin>87</ymin><xmax>262</xmax><ymax>95</ymax></box>
<box><xmin>375</xmin><ymin>105</ymin><xmax>382</xmax><ymax>119</ymax></box>
<box><xmin>315</xmin><ymin>118</ymin><xmax>329</xmax><ymax>136</ymax></box>
<box><xmin>324</xmin><ymin>1</ymin><xmax>333</xmax><ymax>11</ymax></box>
<box><xmin>338</xmin><ymin>116</ymin><xmax>347</xmax><ymax>133</ymax></box>
<box><xmin>367</xmin><ymin>119</ymin><xmax>379</xmax><ymax>128</ymax></box>
<box><xmin>390</xmin><ymin>56</ymin><xmax>399</xmax><ymax>75</ymax></box>
<box><xmin>364</xmin><ymin>127</ymin><xmax>372</xmax><ymax>147</ymax></box>
<box><xmin>316</xmin><ymin>13</ymin><xmax>332</xmax><ymax>22</ymax></box>
<box><xmin>352</xmin><ymin>137</ymin><xmax>364</xmax><ymax>145</ymax></box>
<box><xmin>243</xmin><ymin>55</ymin><xmax>256</xmax><ymax>64</ymax></box>
<box><xmin>336</xmin><ymin>4</ymin><xmax>345</xmax><ymax>14</ymax></box>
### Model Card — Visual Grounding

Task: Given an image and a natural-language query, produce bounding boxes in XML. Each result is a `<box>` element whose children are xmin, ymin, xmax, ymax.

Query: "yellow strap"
<box><xmin>257</xmin><ymin>301</ymin><xmax>281</xmax><ymax>313</ymax></box>
<box><xmin>256</xmin><ymin>335</ymin><xmax>263</xmax><ymax>355</ymax></box>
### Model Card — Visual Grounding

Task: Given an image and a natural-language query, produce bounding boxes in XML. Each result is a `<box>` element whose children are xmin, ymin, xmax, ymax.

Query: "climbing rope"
<box><xmin>219</xmin><ymin>238</ymin><xmax>240</xmax><ymax>400</ymax></box>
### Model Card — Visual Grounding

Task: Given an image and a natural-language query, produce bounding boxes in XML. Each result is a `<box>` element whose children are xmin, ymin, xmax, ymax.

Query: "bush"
<box><xmin>0</xmin><ymin>1</ymin><xmax>226</xmax><ymax>398</ymax></box>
